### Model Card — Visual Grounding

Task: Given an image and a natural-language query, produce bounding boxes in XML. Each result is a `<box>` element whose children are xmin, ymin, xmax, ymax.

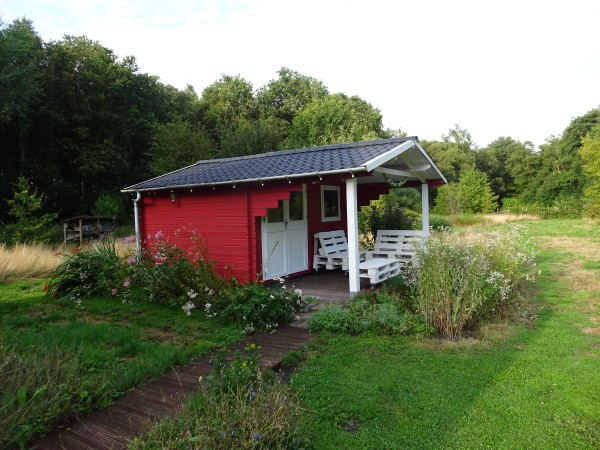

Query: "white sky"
<box><xmin>3</xmin><ymin>0</ymin><xmax>599</xmax><ymax>148</ymax></box>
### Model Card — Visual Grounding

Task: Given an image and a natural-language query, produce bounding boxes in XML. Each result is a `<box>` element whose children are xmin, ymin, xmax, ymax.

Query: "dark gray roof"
<box><xmin>123</xmin><ymin>137</ymin><xmax>424</xmax><ymax>192</ymax></box>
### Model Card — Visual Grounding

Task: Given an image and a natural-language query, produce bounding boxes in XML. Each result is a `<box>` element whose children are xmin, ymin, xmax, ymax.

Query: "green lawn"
<box><xmin>293</xmin><ymin>219</ymin><xmax>600</xmax><ymax>449</ymax></box>
<box><xmin>0</xmin><ymin>281</ymin><xmax>243</xmax><ymax>448</ymax></box>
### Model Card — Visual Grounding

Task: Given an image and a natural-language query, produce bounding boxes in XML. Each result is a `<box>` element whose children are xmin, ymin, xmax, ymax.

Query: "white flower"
<box><xmin>182</xmin><ymin>301</ymin><xmax>196</xmax><ymax>316</ymax></box>
<box><xmin>205</xmin><ymin>303</ymin><xmax>212</xmax><ymax>310</ymax></box>
<box><xmin>294</xmin><ymin>288</ymin><xmax>303</xmax><ymax>296</ymax></box>
<box><xmin>187</xmin><ymin>290</ymin><xmax>198</xmax><ymax>299</ymax></box>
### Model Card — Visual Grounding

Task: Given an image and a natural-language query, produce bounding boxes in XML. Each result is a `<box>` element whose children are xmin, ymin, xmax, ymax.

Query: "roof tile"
<box><xmin>123</xmin><ymin>137</ymin><xmax>415</xmax><ymax>191</ymax></box>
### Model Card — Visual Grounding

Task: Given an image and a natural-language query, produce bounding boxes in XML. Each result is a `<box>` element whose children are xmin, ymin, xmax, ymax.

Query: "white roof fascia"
<box><xmin>363</xmin><ymin>139</ymin><xmax>416</xmax><ymax>173</ymax></box>
<box><xmin>415</xmin><ymin>141</ymin><xmax>448</xmax><ymax>184</ymax></box>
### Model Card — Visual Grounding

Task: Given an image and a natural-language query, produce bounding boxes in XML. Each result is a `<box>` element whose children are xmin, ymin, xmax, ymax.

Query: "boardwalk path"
<box><xmin>34</xmin><ymin>325</ymin><xmax>312</xmax><ymax>450</ymax></box>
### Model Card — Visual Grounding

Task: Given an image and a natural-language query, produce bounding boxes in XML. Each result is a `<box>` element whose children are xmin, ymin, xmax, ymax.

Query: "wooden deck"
<box><xmin>289</xmin><ymin>269</ymin><xmax>372</xmax><ymax>300</ymax></box>
<box><xmin>34</xmin><ymin>326</ymin><xmax>313</xmax><ymax>450</ymax></box>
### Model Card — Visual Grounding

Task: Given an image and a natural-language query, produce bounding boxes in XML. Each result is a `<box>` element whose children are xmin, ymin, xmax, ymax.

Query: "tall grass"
<box><xmin>0</xmin><ymin>343</ymin><xmax>111</xmax><ymax>448</ymax></box>
<box><xmin>0</xmin><ymin>239</ymin><xmax>135</xmax><ymax>284</ymax></box>
<box><xmin>0</xmin><ymin>243</ymin><xmax>61</xmax><ymax>282</ymax></box>
<box><xmin>450</xmin><ymin>213</ymin><xmax>540</xmax><ymax>227</ymax></box>
<box><xmin>406</xmin><ymin>226</ymin><xmax>536</xmax><ymax>339</ymax></box>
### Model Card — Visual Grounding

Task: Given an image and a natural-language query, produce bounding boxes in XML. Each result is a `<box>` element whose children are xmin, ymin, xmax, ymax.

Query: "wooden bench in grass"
<box><xmin>313</xmin><ymin>230</ymin><xmax>365</xmax><ymax>272</ymax></box>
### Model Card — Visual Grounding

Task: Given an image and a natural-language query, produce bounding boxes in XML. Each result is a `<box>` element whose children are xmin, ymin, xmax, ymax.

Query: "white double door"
<box><xmin>262</xmin><ymin>187</ymin><xmax>308</xmax><ymax>280</ymax></box>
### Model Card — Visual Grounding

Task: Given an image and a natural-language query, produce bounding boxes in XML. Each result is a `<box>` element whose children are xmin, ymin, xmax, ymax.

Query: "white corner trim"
<box><xmin>364</xmin><ymin>140</ymin><xmax>416</xmax><ymax>172</ymax></box>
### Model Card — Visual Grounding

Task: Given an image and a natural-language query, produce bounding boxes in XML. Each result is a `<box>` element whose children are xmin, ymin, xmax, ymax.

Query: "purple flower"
<box><xmin>126</xmin><ymin>256</ymin><xmax>136</xmax><ymax>265</ymax></box>
<box><xmin>111</xmin><ymin>288</ymin><xmax>118</xmax><ymax>296</ymax></box>
<box><xmin>220</xmin><ymin>431</ymin><xmax>225</xmax><ymax>438</ymax></box>
<box><xmin>249</xmin><ymin>390</ymin><xmax>256</xmax><ymax>400</ymax></box>
<box><xmin>155</xmin><ymin>230</ymin><xmax>164</xmax><ymax>240</ymax></box>
<box><xmin>254</xmin><ymin>433</ymin><xmax>260</xmax><ymax>440</ymax></box>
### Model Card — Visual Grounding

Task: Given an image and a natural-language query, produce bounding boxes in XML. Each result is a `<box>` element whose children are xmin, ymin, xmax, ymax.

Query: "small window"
<box><xmin>321</xmin><ymin>186</ymin><xmax>340</xmax><ymax>222</ymax></box>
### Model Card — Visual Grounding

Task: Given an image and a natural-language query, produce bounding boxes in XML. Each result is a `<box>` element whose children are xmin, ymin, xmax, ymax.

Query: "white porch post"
<box><xmin>421</xmin><ymin>182</ymin><xmax>430</xmax><ymax>234</ymax></box>
<box><xmin>346</xmin><ymin>178</ymin><xmax>360</xmax><ymax>297</ymax></box>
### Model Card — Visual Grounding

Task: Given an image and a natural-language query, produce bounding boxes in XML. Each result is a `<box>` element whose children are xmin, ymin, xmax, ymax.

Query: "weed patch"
<box><xmin>131</xmin><ymin>345</ymin><xmax>302</xmax><ymax>449</ymax></box>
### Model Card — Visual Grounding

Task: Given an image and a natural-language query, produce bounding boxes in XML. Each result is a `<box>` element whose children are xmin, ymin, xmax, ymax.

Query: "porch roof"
<box><xmin>122</xmin><ymin>137</ymin><xmax>447</xmax><ymax>192</ymax></box>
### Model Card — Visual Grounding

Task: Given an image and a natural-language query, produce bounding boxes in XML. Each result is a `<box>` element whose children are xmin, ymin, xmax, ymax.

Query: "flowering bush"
<box><xmin>403</xmin><ymin>225</ymin><xmax>537</xmax><ymax>340</ymax></box>
<box><xmin>45</xmin><ymin>240</ymin><xmax>127</xmax><ymax>302</ymax></box>
<box><xmin>133</xmin><ymin>230</ymin><xmax>223</xmax><ymax>309</ymax></box>
<box><xmin>210</xmin><ymin>278</ymin><xmax>306</xmax><ymax>333</ymax></box>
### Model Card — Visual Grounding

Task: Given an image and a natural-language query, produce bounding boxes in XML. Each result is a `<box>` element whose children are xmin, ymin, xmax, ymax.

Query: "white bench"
<box><xmin>359</xmin><ymin>230</ymin><xmax>427</xmax><ymax>285</ymax></box>
<box><xmin>366</xmin><ymin>230</ymin><xmax>427</xmax><ymax>264</ymax></box>
<box><xmin>313</xmin><ymin>230</ymin><xmax>365</xmax><ymax>272</ymax></box>
<box><xmin>359</xmin><ymin>258</ymin><xmax>401</xmax><ymax>285</ymax></box>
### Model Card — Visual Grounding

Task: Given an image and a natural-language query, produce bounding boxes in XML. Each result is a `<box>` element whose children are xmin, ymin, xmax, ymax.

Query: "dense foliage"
<box><xmin>1</xmin><ymin>16</ymin><xmax>599</xmax><ymax>230</ymax></box>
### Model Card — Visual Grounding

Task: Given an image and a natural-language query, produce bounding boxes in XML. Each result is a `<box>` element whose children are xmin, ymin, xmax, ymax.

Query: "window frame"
<box><xmin>320</xmin><ymin>185</ymin><xmax>341</xmax><ymax>222</ymax></box>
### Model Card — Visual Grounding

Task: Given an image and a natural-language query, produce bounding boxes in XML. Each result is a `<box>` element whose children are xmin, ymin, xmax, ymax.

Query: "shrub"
<box><xmin>404</xmin><ymin>226</ymin><xmax>536</xmax><ymax>340</ymax></box>
<box><xmin>132</xmin><ymin>230</ymin><xmax>223</xmax><ymax>310</ymax></box>
<box><xmin>308</xmin><ymin>291</ymin><xmax>424</xmax><ymax>336</ymax></box>
<box><xmin>45</xmin><ymin>240</ymin><xmax>126</xmax><ymax>302</ymax></box>
<box><xmin>359</xmin><ymin>196</ymin><xmax>418</xmax><ymax>236</ymax></box>
<box><xmin>92</xmin><ymin>192</ymin><xmax>128</xmax><ymax>224</ymax></box>
<box><xmin>451</xmin><ymin>213</ymin><xmax>487</xmax><ymax>226</ymax></box>
<box><xmin>307</xmin><ymin>304</ymin><xmax>352</xmax><ymax>333</ymax></box>
<box><xmin>130</xmin><ymin>344</ymin><xmax>302</xmax><ymax>450</ymax></box>
<box><xmin>211</xmin><ymin>279</ymin><xmax>305</xmax><ymax>333</ymax></box>
<box><xmin>428</xmin><ymin>215</ymin><xmax>453</xmax><ymax>231</ymax></box>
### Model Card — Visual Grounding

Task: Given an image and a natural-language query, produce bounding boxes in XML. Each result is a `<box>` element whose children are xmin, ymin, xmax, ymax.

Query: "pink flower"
<box><xmin>111</xmin><ymin>288</ymin><xmax>118</xmax><ymax>296</ymax></box>
<box><xmin>123</xmin><ymin>279</ymin><xmax>131</xmax><ymax>288</ymax></box>
<box><xmin>155</xmin><ymin>230</ymin><xmax>164</xmax><ymax>240</ymax></box>
<box><xmin>126</xmin><ymin>256</ymin><xmax>136</xmax><ymax>265</ymax></box>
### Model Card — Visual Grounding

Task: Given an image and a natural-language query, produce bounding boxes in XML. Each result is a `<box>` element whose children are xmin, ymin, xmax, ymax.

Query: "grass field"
<box><xmin>2</xmin><ymin>219</ymin><xmax>598</xmax><ymax>449</ymax></box>
<box><xmin>0</xmin><ymin>280</ymin><xmax>243</xmax><ymax>448</ymax></box>
<box><xmin>292</xmin><ymin>219</ymin><xmax>600</xmax><ymax>449</ymax></box>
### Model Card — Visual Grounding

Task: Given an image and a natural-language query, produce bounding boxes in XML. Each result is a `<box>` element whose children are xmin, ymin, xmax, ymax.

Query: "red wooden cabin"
<box><xmin>122</xmin><ymin>137</ymin><xmax>446</xmax><ymax>295</ymax></box>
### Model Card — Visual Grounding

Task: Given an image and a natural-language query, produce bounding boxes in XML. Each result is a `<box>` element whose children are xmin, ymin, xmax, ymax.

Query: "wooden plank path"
<box><xmin>34</xmin><ymin>325</ymin><xmax>313</xmax><ymax>450</ymax></box>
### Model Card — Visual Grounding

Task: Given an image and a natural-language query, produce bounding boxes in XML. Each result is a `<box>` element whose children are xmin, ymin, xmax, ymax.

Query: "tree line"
<box><xmin>1</xmin><ymin>17</ymin><xmax>599</xmax><ymax>231</ymax></box>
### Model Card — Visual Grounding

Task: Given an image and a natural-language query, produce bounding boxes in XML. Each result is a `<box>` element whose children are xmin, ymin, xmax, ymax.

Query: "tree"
<box><xmin>256</xmin><ymin>67</ymin><xmax>328</xmax><ymax>125</ymax></box>
<box><xmin>531</xmin><ymin>108</ymin><xmax>600</xmax><ymax>209</ymax></box>
<box><xmin>580</xmin><ymin>123</ymin><xmax>600</xmax><ymax>217</ymax></box>
<box><xmin>2</xmin><ymin>177</ymin><xmax>57</xmax><ymax>244</ymax></box>
<box><xmin>218</xmin><ymin>116</ymin><xmax>288</xmax><ymax>157</ymax></box>
<box><xmin>148</xmin><ymin>120</ymin><xmax>214</xmax><ymax>175</ymax></box>
<box><xmin>433</xmin><ymin>169</ymin><xmax>498</xmax><ymax>215</ymax></box>
<box><xmin>478</xmin><ymin>137</ymin><xmax>534</xmax><ymax>204</ymax></box>
<box><xmin>421</xmin><ymin>125</ymin><xmax>476</xmax><ymax>184</ymax></box>
<box><xmin>0</xmin><ymin>18</ymin><xmax>45</xmax><ymax>215</ymax></box>
<box><xmin>199</xmin><ymin>75</ymin><xmax>257</xmax><ymax>144</ymax></box>
<box><xmin>284</xmin><ymin>93</ymin><xmax>384</xmax><ymax>148</ymax></box>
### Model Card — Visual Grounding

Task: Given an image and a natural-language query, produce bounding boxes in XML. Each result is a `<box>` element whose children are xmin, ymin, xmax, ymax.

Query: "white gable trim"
<box><xmin>363</xmin><ymin>139</ymin><xmax>416</xmax><ymax>172</ymax></box>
